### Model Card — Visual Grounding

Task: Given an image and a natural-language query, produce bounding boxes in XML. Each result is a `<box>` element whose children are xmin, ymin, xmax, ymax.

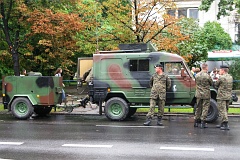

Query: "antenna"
<box><xmin>95</xmin><ymin>0</ymin><xmax>99</xmax><ymax>53</ymax></box>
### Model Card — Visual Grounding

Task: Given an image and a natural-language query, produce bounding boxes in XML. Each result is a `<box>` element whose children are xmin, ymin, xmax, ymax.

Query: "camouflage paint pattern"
<box><xmin>147</xmin><ymin>99</ymin><xmax>165</xmax><ymax>118</ymax></box>
<box><xmin>194</xmin><ymin>70</ymin><xmax>213</xmax><ymax>121</ymax></box>
<box><xmin>195</xmin><ymin>71</ymin><xmax>213</xmax><ymax>99</ymax></box>
<box><xmin>217</xmin><ymin>100</ymin><xmax>229</xmax><ymax>122</ymax></box>
<box><xmin>215</xmin><ymin>73</ymin><xmax>233</xmax><ymax>100</ymax></box>
<box><xmin>2</xmin><ymin>76</ymin><xmax>63</xmax><ymax>109</ymax></box>
<box><xmin>215</xmin><ymin>73</ymin><xmax>233</xmax><ymax>123</ymax></box>
<box><xmin>91</xmin><ymin>51</ymin><xmax>197</xmax><ymax>106</ymax></box>
<box><xmin>149</xmin><ymin>73</ymin><xmax>171</xmax><ymax>100</ymax></box>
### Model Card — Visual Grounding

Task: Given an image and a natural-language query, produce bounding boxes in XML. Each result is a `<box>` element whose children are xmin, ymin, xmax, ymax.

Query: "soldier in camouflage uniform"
<box><xmin>143</xmin><ymin>64</ymin><xmax>171</xmax><ymax>126</ymax></box>
<box><xmin>194</xmin><ymin>63</ymin><xmax>213</xmax><ymax>129</ymax></box>
<box><xmin>215</xmin><ymin>65</ymin><xmax>233</xmax><ymax>130</ymax></box>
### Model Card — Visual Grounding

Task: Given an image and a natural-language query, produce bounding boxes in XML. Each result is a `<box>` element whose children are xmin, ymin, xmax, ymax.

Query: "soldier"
<box><xmin>215</xmin><ymin>65</ymin><xmax>233</xmax><ymax>130</ymax></box>
<box><xmin>143</xmin><ymin>64</ymin><xmax>171</xmax><ymax>126</ymax></box>
<box><xmin>194</xmin><ymin>63</ymin><xmax>213</xmax><ymax>128</ymax></box>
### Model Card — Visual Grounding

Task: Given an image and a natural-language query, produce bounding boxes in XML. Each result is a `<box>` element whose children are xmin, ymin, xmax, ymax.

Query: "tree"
<box><xmin>200</xmin><ymin>0</ymin><xmax>240</xmax><ymax>19</ymax></box>
<box><xmin>25</xmin><ymin>8</ymin><xmax>85</xmax><ymax>76</ymax></box>
<box><xmin>78</xmin><ymin>0</ymin><xmax>190</xmax><ymax>52</ymax></box>
<box><xmin>0</xmin><ymin>0</ymin><xmax>84</xmax><ymax>77</ymax></box>
<box><xmin>0</xmin><ymin>0</ymin><xmax>27</xmax><ymax>76</ymax></box>
<box><xmin>200</xmin><ymin>21</ymin><xmax>232</xmax><ymax>51</ymax></box>
<box><xmin>175</xmin><ymin>18</ymin><xmax>208</xmax><ymax>66</ymax></box>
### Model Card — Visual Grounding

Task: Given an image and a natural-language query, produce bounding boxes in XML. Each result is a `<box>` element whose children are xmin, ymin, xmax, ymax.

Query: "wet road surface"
<box><xmin>0</xmin><ymin>114</ymin><xmax>240</xmax><ymax>160</ymax></box>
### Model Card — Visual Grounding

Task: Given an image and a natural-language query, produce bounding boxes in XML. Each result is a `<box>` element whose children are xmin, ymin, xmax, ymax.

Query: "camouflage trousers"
<box><xmin>194</xmin><ymin>98</ymin><xmax>210</xmax><ymax>121</ymax></box>
<box><xmin>217</xmin><ymin>100</ymin><xmax>229</xmax><ymax>122</ymax></box>
<box><xmin>146</xmin><ymin>98</ymin><xmax>165</xmax><ymax>118</ymax></box>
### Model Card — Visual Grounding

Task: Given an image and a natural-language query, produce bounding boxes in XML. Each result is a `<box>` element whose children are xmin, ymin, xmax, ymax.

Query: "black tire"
<box><xmin>206</xmin><ymin>99</ymin><xmax>218</xmax><ymax>123</ymax></box>
<box><xmin>105</xmin><ymin>97</ymin><xmax>129</xmax><ymax>121</ymax></box>
<box><xmin>194</xmin><ymin>98</ymin><xmax>218</xmax><ymax>123</ymax></box>
<box><xmin>11</xmin><ymin>97</ymin><xmax>34</xmax><ymax>120</ymax></box>
<box><xmin>34</xmin><ymin>106</ymin><xmax>52</xmax><ymax>116</ymax></box>
<box><xmin>127</xmin><ymin>108</ymin><xmax>137</xmax><ymax>118</ymax></box>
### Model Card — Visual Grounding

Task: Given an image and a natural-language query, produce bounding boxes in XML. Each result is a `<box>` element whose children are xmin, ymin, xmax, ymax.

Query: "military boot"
<box><xmin>220</xmin><ymin>122</ymin><xmax>230</xmax><ymax>130</ymax></box>
<box><xmin>157</xmin><ymin>116</ymin><xmax>163</xmax><ymax>126</ymax></box>
<box><xmin>194</xmin><ymin>119</ymin><xmax>201</xmax><ymax>127</ymax></box>
<box><xmin>200</xmin><ymin>121</ymin><xmax>208</xmax><ymax>129</ymax></box>
<box><xmin>143</xmin><ymin>117</ymin><xmax>152</xmax><ymax>126</ymax></box>
<box><xmin>216</xmin><ymin>123</ymin><xmax>223</xmax><ymax>128</ymax></box>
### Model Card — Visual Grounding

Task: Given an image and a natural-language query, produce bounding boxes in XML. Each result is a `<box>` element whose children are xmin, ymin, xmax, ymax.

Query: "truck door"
<box><xmin>165</xmin><ymin>62</ymin><xmax>192</xmax><ymax>104</ymax></box>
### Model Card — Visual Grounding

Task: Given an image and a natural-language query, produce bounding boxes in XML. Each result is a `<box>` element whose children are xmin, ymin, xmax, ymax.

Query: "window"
<box><xmin>129</xmin><ymin>59</ymin><xmax>149</xmax><ymax>71</ymax></box>
<box><xmin>167</xmin><ymin>8</ymin><xmax>198</xmax><ymax>19</ymax></box>
<box><xmin>165</xmin><ymin>62</ymin><xmax>183</xmax><ymax>75</ymax></box>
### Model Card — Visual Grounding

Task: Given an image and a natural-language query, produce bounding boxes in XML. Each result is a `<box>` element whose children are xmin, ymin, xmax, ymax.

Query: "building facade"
<box><xmin>167</xmin><ymin>0</ymin><xmax>239</xmax><ymax>43</ymax></box>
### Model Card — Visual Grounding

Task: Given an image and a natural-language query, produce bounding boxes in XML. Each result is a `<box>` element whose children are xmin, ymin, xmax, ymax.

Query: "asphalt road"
<box><xmin>0</xmin><ymin>114</ymin><xmax>240</xmax><ymax>160</ymax></box>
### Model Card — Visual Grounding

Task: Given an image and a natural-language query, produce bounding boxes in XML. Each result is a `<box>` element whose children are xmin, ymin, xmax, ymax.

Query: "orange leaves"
<box><xmin>27</xmin><ymin>9</ymin><xmax>84</xmax><ymax>36</ymax></box>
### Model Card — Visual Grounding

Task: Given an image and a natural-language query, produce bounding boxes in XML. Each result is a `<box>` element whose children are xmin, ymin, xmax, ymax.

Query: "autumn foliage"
<box><xmin>25</xmin><ymin>8</ymin><xmax>85</xmax><ymax>75</ymax></box>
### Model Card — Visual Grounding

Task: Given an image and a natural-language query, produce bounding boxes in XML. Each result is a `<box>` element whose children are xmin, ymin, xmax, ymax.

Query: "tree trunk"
<box><xmin>11</xmin><ymin>49</ymin><xmax>20</xmax><ymax>76</ymax></box>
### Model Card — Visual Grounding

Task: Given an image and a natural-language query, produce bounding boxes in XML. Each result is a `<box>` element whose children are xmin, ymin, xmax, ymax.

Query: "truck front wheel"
<box><xmin>11</xmin><ymin>97</ymin><xmax>34</xmax><ymax>120</ymax></box>
<box><xmin>105</xmin><ymin>97</ymin><xmax>129</xmax><ymax>121</ymax></box>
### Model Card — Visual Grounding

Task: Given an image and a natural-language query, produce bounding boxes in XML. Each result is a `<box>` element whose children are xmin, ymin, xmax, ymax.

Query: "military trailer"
<box><xmin>77</xmin><ymin>43</ymin><xmax>219</xmax><ymax>122</ymax></box>
<box><xmin>2</xmin><ymin>75</ymin><xmax>64</xmax><ymax>119</ymax></box>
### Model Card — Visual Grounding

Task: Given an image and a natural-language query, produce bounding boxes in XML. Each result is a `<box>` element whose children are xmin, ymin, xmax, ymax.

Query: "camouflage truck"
<box><xmin>2</xmin><ymin>75</ymin><xmax>63</xmax><ymax>119</ymax></box>
<box><xmin>77</xmin><ymin>43</ymin><xmax>219</xmax><ymax>122</ymax></box>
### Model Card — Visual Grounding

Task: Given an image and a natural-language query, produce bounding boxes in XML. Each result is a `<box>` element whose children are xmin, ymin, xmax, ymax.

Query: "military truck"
<box><xmin>77</xmin><ymin>43</ymin><xmax>220</xmax><ymax>122</ymax></box>
<box><xmin>2</xmin><ymin>76</ymin><xmax>64</xmax><ymax>119</ymax></box>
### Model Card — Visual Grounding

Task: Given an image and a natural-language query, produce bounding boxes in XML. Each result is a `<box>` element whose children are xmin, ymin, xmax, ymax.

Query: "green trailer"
<box><xmin>2</xmin><ymin>75</ymin><xmax>63</xmax><ymax>119</ymax></box>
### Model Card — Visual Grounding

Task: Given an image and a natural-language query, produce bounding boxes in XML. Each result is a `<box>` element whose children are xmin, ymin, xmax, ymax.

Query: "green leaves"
<box><xmin>200</xmin><ymin>0</ymin><xmax>237</xmax><ymax>19</ymax></box>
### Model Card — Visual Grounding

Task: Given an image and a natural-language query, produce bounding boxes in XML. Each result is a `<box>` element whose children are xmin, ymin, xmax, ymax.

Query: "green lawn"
<box><xmin>0</xmin><ymin>104</ymin><xmax>4</xmax><ymax>111</ymax></box>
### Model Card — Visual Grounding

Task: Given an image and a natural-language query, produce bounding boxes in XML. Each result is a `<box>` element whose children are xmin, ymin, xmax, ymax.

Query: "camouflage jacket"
<box><xmin>150</xmin><ymin>73</ymin><xmax>171</xmax><ymax>100</ymax></box>
<box><xmin>215</xmin><ymin>73</ymin><xmax>233</xmax><ymax>100</ymax></box>
<box><xmin>195</xmin><ymin>70</ymin><xmax>213</xmax><ymax>99</ymax></box>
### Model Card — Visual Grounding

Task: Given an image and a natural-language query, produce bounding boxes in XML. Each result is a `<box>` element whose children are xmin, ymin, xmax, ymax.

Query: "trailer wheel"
<box><xmin>11</xmin><ymin>97</ymin><xmax>34</xmax><ymax>120</ymax></box>
<box><xmin>194</xmin><ymin>98</ymin><xmax>218</xmax><ymax>123</ymax></box>
<box><xmin>105</xmin><ymin>97</ymin><xmax>129</xmax><ymax>121</ymax></box>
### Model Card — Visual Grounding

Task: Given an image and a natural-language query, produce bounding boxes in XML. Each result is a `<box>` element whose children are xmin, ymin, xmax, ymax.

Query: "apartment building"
<box><xmin>166</xmin><ymin>0</ymin><xmax>239</xmax><ymax>42</ymax></box>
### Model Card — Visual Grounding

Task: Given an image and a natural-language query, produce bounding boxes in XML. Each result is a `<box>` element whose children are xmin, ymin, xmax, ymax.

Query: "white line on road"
<box><xmin>62</xmin><ymin>144</ymin><xmax>113</xmax><ymax>148</ymax></box>
<box><xmin>160</xmin><ymin>146</ymin><xmax>214</xmax><ymax>152</ymax></box>
<box><xmin>96</xmin><ymin>125</ymin><xmax>164</xmax><ymax>128</ymax></box>
<box><xmin>0</xmin><ymin>142</ymin><xmax>24</xmax><ymax>145</ymax></box>
<box><xmin>0</xmin><ymin>158</ymin><xmax>14</xmax><ymax>160</ymax></box>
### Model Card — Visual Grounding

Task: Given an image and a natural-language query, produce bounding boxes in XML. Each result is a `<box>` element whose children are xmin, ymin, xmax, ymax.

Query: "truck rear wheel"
<box><xmin>206</xmin><ymin>99</ymin><xmax>218</xmax><ymax>123</ymax></box>
<box><xmin>105</xmin><ymin>97</ymin><xmax>129</xmax><ymax>121</ymax></box>
<box><xmin>11</xmin><ymin>97</ymin><xmax>34</xmax><ymax>120</ymax></box>
<box><xmin>194</xmin><ymin>98</ymin><xmax>218</xmax><ymax>123</ymax></box>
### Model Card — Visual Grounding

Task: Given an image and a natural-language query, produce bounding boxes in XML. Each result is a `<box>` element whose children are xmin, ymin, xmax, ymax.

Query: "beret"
<box><xmin>154</xmin><ymin>64</ymin><xmax>163</xmax><ymax>68</ymax></box>
<box><xmin>220</xmin><ymin>65</ymin><xmax>229</xmax><ymax>69</ymax></box>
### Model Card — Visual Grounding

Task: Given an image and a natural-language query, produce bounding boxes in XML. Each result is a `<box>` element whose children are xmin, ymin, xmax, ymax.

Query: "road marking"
<box><xmin>160</xmin><ymin>146</ymin><xmax>214</xmax><ymax>152</ymax></box>
<box><xmin>0</xmin><ymin>142</ymin><xmax>24</xmax><ymax>145</ymax></box>
<box><xmin>96</xmin><ymin>125</ymin><xmax>164</xmax><ymax>128</ymax></box>
<box><xmin>62</xmin><ymin>144</ymin><xmax>113</xmax><ymax>148</ymax></box>
<box><xmin>0</xmin><ymin>158</ymin><xmax>14</xmax><ymax>160</ymax></box>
